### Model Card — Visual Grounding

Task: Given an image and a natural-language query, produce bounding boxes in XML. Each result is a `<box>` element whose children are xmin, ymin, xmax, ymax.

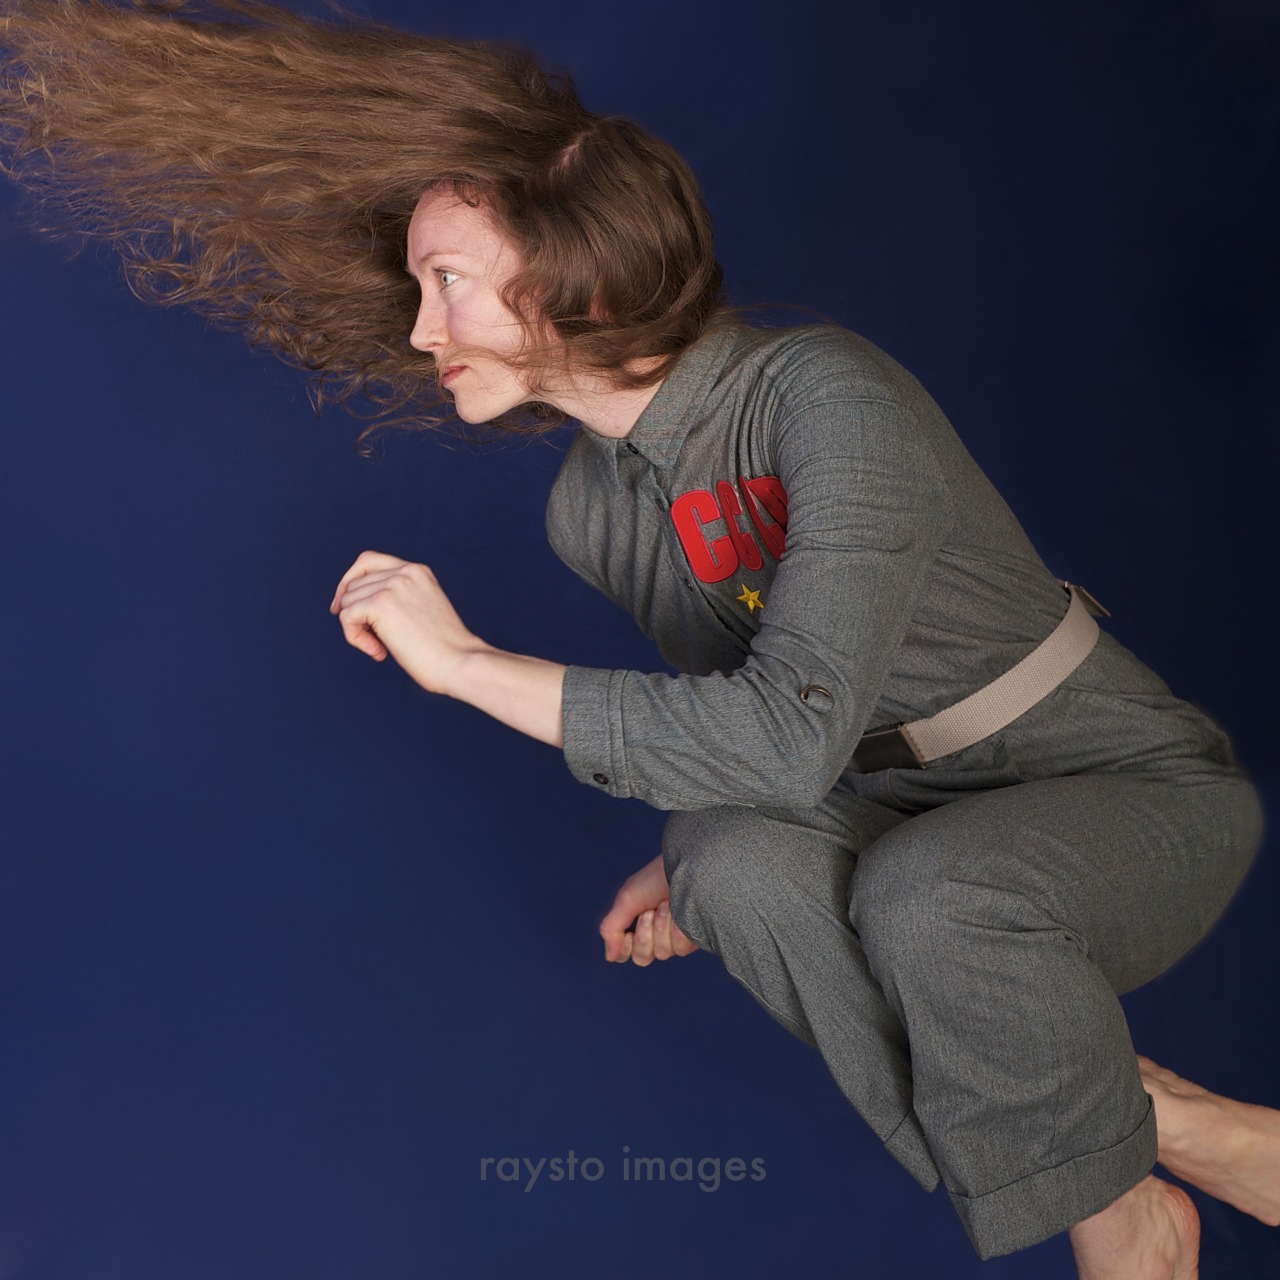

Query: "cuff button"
<box><xmin>592</xmin><ymin>773</ymin><xmax>610</xmax><ymax>785</ymax></box>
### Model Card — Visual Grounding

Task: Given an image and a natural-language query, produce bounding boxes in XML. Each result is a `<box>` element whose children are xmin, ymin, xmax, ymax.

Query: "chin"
<box><xmin>445</xmin><ymin>393</ymin><xmax>485</xmax><ymax>424</ymax></box>
<box><xmin>451</xmin><ymin>393</ymin><xmax>530</xmax><ymax>426</ymax></box>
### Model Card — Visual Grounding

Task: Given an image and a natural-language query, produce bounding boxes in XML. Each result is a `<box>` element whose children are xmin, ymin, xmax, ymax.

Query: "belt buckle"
<box><xmin>1058</xmin><ymin>579</ymin><xmax>1111</xmax><ymax>618</ymax></box>
<box><xmin>851</xmin><ymin>723</ymin><xmax>926</xmax><ymax>772</ymax></box>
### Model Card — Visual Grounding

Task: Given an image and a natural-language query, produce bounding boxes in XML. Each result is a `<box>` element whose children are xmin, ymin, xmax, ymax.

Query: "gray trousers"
<box><xmin>661</xmin><ymin>738</ymin><xmax>1264</xmax><ymax>1259</ymax></box>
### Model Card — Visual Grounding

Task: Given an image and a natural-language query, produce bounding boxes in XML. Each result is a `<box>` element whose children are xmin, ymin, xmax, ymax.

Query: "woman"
<box><xmin>2</xmin><ymin>2</ymin><xmax>1274</xmax><ymax>1274</ymax></box>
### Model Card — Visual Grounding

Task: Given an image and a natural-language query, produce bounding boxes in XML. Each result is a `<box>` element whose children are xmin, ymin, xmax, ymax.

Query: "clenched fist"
<box><xmin>600</xmin><ymin>853</ymin><xmax>700</xmax><ymax>966</ymax></box>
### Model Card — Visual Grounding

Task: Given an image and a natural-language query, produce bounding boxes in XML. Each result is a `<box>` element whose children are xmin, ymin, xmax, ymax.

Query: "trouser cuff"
<box><xmin>949</xmin><ymin>1093</ymin><xmax>1157</xmax><ymax>1259</ymax></box>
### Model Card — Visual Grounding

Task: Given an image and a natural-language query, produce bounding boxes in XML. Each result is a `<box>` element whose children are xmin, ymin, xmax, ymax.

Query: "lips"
<box><xmin>441</xmin><ymin>365</ymin><xmax>466</xmax><ymax>386</ymax></box>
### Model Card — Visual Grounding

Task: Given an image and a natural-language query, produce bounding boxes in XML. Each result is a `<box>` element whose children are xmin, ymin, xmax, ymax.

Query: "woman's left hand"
<box><xmin>601</xmin><ymin>853</ymin><xmax>700</xmax><ymax>965</ymax></box>
<box><xmin>329</xmin><ymin>549</ymin><xmax>487</xmax><ymax>696</ymax></box>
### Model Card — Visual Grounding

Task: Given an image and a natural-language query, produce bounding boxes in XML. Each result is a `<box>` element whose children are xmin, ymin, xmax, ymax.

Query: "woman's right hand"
<box><xmin>600</xmin><ymin>853</ymin><xmax>700</xmax><ymax>965</ymax></box>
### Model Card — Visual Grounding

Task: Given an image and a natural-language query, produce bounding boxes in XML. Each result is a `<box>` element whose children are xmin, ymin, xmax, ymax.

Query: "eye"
<box><xmin>436</xmin><ymin>268</ymin><xmax>460</xmax><ymax>289</ymax></box>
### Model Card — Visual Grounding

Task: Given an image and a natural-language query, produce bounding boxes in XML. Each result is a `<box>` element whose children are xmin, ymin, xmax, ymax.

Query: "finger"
<box><xmin>659</xmin><ymin>899</ymin><xmax>699</xmax><ymax>956</ymax></box>
<box><xmin>630</xmin><ymin>909</ymin><xmax>656</xmax><ymax>967</ymax></box>
<box><xmin>350</xmin><ymin>631</ymin><xmax>389</xmax><ymax>661</ymax></box>
<box><xmin>335</xmin><ymin>601</ymin><xmax>389</xmax><ymax>661</ymax></box>
<box><xmin>650</xmin><ymin>900</ymin><xmax>675</xmax><ymax>961</ymax></box>
<box><xmin>335</xmin><ymin>570</ymin><xmax>400</xmax><ymax>607</ymax></box>
<box><xmin>600</xmin><ymin>907</ymin><xmax>637</xmax><ymax>961</ymax></box>
<box><xmin>599</xmin><ymin>880</ymin><xmax>650</xmax><ymax>951</ymax></box>
<box><xmin>329</xmin><ymin>551</ymin><xmax>407</xmax><ymax>613</ymax></box>
<box><xmin>332</xmin><ymin>599</ymin><xmax>386</xmax><ymax>660</ymax></box>
<box><xmin>670</xmin><ymin>919</ymin><xmax>700</xmax><ymax>956</ymax></box>
<box><xmin>601</xmin><ymin>921</ymin><xmax>636</xmax><ymax>963</ymax></box>
<box><xmin>653</xmin><ymin>900</ymin><xmax>699</xmax><ymax>959</ymax></box>
<box><xmin>335</xmin><ymin>584</ymin><xmax>402</xmax><ymax>649</ymax></box>
<box><xmin>333</xmin><ymin>570</ymin><xmax>410</xmax><ymax>621</ymax></box>
<box><xmin>600</xmin><ymin>919</ymin><xmax>630</xmax><ymax>962</ymax></box>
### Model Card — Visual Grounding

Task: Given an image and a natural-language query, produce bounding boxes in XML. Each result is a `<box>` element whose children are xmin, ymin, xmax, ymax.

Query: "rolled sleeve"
<box><xmin>561</xmin><ymin>663</ymin><xmax>849</xmax><ymax>812</ymax></box>
<box><xmin>561</xmin><ymin>664</ymin><xmax>632</xmax><ymax>798</ymax></box>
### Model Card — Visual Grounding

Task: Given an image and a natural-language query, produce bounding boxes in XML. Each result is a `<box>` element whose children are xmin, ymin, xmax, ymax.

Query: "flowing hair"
<box><xmin>0</xmin><ymin>0</ymin><xmax>737</xmax><ymax>446</ymax></box>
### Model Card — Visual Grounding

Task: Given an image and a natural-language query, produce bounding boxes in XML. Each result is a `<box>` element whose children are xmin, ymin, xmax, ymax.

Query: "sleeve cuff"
<box><xmin>560</xmin><ymin>664</ymin><xmax>632</xmax><ymax>798</ymax></box>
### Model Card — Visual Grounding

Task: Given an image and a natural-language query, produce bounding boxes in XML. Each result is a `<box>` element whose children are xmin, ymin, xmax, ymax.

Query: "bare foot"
<box><xmin>1068</xmin><ymin>1174</ymin><xmax>1199</xmax><ymax>1280</ymax></box>
<box><xmin>1138</xmin><ymin>1054</ymin><xmax>1280</xmax><ymax>1227</ymax></box>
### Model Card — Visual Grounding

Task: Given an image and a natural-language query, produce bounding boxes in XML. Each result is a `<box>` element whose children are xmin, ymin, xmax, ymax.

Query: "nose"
<box><xmin>409</xmin><ymin>288</ymin><xmax>447</xmax><ymax>355</ymax></box>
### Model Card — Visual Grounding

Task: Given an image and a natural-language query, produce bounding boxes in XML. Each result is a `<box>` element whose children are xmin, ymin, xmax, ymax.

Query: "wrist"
<box><xmin>439</xmin><ymin>639</ymin><xmax>500</xmax><ymax>702</ymax></box>
<box><xmin>432</xmin><ymin>643</ymin><xmax>566</xmax><ymax>748</ymax></box>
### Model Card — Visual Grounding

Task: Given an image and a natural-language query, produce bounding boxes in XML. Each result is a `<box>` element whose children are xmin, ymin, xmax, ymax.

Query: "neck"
<box><xmin>543</xmin><ymin>356</ymin><xmax>667</xmax><ymax>438</ymax></box>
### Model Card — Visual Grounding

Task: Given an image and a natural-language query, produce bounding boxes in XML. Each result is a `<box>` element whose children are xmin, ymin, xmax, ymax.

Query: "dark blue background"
<box><xmin>2</xmin><ymin>1</ymin><xmax>1277</xmax><ymax>1276</ymax></box>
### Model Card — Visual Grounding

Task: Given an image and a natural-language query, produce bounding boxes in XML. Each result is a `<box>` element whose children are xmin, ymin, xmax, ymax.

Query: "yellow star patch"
<box><xmin>736</xmin><ymin>583</ymin><xmax>763</xmax><ymax>614</ymax></box>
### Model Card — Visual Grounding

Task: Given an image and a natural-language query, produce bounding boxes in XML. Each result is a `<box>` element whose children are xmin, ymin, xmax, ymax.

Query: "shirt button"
<box><xmin>684</xmin><ymin>578</ymin><xmax>694</xmax><ymax>590</ymax></box>
<box><xmin>592</xmin><ymin>772</ymin><xmax>610</xmax><ymax>785</ymax></box>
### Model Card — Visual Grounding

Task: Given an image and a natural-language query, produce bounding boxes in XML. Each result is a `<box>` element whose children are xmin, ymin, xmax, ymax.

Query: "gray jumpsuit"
<box><xmin>544</xmin><ymin>316</ymin><xmax>1264</xmax><ymax>1259</ymax></box>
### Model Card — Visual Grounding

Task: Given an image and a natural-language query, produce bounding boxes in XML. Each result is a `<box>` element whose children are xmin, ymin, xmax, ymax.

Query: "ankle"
<box><xmin>1142</xmin><ymin>1071</ymin><xmax>1219</xmax><ymax>1169</ymax></box>
<box><xmin>1068</xmin><ymin>1175</ymin><xmax>1198</xmax><ymax>1280</ymax></box>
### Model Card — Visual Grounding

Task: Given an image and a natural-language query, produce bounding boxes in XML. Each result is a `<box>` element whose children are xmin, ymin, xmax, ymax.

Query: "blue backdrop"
<box><xmin>2</xmin><ymin>1</ymin><xmax>1277</xmax><ymax>1276</ymax></box>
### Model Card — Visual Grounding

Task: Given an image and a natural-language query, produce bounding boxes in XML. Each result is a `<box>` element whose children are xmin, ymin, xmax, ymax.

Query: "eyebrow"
<box><xmin>405</xmin><ymin>249</ymin><xmax>469</xmax><ymax>276</ymax></box>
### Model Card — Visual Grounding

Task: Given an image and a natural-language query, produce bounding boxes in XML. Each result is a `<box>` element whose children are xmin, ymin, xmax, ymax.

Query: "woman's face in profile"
<box><xmin>406</xmin><ymin>187</ymin><xmax>540</xmax><ymax>423</ymax></box>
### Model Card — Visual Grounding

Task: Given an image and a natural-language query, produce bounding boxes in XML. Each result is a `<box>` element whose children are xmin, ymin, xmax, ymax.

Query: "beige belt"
<box><xmin>849</xmin><ymin>580</ymin><xmax>1110</xmax><ymax>772</ymax></box>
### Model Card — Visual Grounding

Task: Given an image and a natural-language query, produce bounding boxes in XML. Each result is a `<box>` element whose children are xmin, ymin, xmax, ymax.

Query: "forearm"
<box><xmin>445</xmin><ymin>644</ymin><xmax>567</xmax><ymax>748</ymax></box>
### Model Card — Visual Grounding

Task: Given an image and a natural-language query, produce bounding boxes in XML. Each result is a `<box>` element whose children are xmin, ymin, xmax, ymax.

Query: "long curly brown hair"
<box><xmin>0</xmin><ymin>0</ymin><xmax>738</xmax><ymax>446</ymax></box>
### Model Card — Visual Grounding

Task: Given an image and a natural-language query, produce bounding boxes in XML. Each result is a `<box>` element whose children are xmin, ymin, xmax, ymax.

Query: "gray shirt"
<box><xmin>546</xmin><ymin>318</ymin><xmax>1232</xmax><ymax>812</ymax></box>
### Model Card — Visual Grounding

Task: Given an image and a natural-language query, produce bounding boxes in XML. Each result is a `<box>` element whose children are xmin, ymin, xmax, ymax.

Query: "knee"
<box><xmin>847</xmin><ymin>857</ymin><xmax>944</xmax><ymax>980</ymax></box>
<box><xmin>850</xmin><ymin>842</ymin><xmax>1062</xmax><ymax>983</ymax></box>
<box><xmin>661</xmin><ymin>809</ymin><xmax>744</xmax><ymax>917</ymax></box>
<box><xmin>660</xmin><ymin>807</ymin><xmax>775</xmax><ymax>952</ymax></box>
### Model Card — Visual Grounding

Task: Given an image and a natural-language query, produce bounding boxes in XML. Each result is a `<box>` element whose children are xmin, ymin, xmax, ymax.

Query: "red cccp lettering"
<box><xmin>740</xmin><ymin>475</ymin><xmax>788</xmax><ymax>560</ymax></box>
<box><xmin>670</xmin><ymin>489</ymin><xmax>736</xmax><ymax>583</ymax></box>
<box><xmin>716</xmin><ymin>480</ymin><xmax>763</xmax><ymax>572</ymax></box>
<box><xmin>670</xmin><ymin>475</ymin><xmax>788</xmax><ymax>583</ymax></box>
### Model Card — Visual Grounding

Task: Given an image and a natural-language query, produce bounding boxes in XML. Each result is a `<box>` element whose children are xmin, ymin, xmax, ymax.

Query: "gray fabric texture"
<box><xmin>543</xmin><ymin>317</ymin><xmax>1265</xmax><ymax>1258</ymax></box>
